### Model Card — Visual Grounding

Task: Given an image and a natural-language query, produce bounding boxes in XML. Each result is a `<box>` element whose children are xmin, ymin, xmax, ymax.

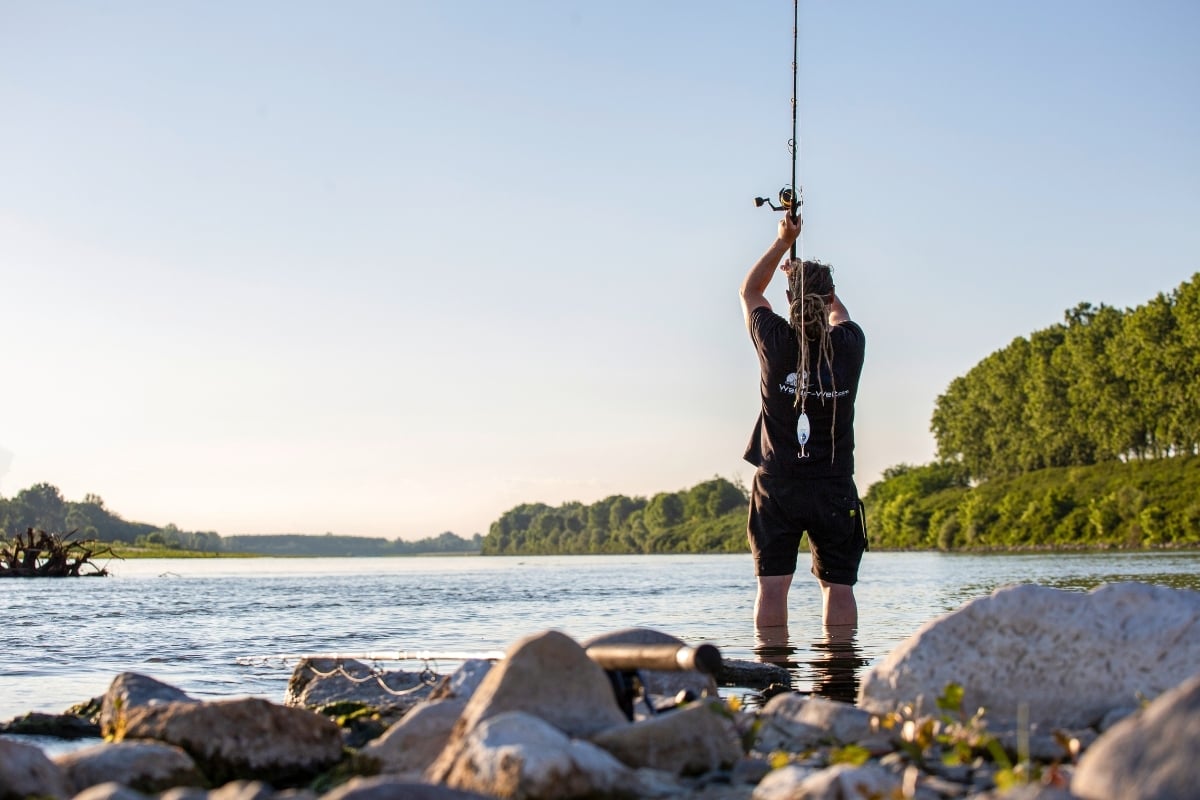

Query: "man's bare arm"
<box><xmin>828</xmin><ymin>294</ymin><xmax>850</xmax><ymax>326</ymax></box>
<box><xmin>740</xmin><ymin>214</ymin><xmax>801</xmax><ymax>327</ymax></box>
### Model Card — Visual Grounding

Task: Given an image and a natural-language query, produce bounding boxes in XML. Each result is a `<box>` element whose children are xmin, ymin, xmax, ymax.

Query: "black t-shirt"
<box><xmin>744</xmin><ymin>306</ymin><xmax>865</xmax><ymax>478</ymax></box>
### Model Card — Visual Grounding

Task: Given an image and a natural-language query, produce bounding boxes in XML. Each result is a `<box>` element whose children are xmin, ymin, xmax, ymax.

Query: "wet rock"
<box><xmin>436</xmin><ymin>711</ymin><xmax>638</xmax><ymax>799</ymax></box>
<box><xmin>428</xmin><ymin>660</ymin><xmax>495</xmax><ymax>703</ymax></box>
<box><xmin>426</xmin><ymin>629</ymin><xmax>628</xmax><ymax>783</ymax></box>
<box><xmin>1073</xmin><ymin>670</ymin><xmax>1200</xmax><ymax>800</ymax></box>
<box><xmin>100</xmin><ymin>673</ymin><xmax>196</xmax><ymax>738</ymax></box>
<box><xmin>54</xmin><ymin>740</ymin><xmax>204</xmax><ymax>793</ymax></box>
<box><xmin>286</xmin><ymin>658</ymin><xmax>435</xmax><ymax>712</ymax></box>
<box><xmin>582</xmin><ymin>628</ymin><xmax>719</xmax><ymax>708</ymax></box>
<box><xmin>320</xmin><ymin>775</ymin><xmax>496</xmax><ymax>800</ymax></box>
<box><xmin>0</xmin><ymin>737</ymin><xmax>72</xmax><ymax>800</ymax></box>
<box><xmin>590</xmin><ymin>699</ymin><xmax>742</xmax><ymax>776</ymax></box>
<box><xmin>114</xmin><ymin>697</ymin><xmax>344</xmax><ymax>786</ymax></box>
<box><xmin>0</xmin><ymin>710</ymin><xmax>100</xmax><ymax>739</ymax></box>
<box><xmin>718</xmin><ymin>660</ymin><xmax>793</xmax><ymax>691</ymax></box>
<box><xmin>859</xmin><ymin>582</ymin><xmax>1200</xmax><ymax>728</ymax></box>
<box><xmin>360</xmin><ymin>699</ymin><xmax>466</xmax><ymax>776</ymax></box>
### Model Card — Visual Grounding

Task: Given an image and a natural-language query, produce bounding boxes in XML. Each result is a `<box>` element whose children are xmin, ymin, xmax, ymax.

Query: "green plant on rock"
<box><xmin>877</xmin><ymin>683</ymin><xmax>1038</xmax><ymax>792</ymax></box>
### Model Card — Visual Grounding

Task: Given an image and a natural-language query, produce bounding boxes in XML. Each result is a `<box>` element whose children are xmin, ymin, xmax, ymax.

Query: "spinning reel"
<box><xmin>754</xmin><ymin>186</ymin><xmax>802</xmax><ymax>214</ymax></box>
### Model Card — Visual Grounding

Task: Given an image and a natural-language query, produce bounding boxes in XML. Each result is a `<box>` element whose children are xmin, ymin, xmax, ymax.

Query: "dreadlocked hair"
<box><xmin>786</xmin><ymin>259</ymin><xmax>839</xmax><ymax>461</ymax></box>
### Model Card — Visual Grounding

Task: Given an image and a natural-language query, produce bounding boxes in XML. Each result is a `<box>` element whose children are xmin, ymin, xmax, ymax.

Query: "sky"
<box><xmin>2</xmin><ymin>1</ymin><xmax>1198</xmax><ymax>540</ymax></box>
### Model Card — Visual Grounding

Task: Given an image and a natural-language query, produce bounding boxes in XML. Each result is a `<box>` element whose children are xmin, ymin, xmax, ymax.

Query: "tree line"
<box><xmin>931</xmin><ymin>273</ymin><xmax>1200</xmax><ymax>479</ymax></box>
<box><xmin>481</xmin><ymin>477</ymin><xmax>749</xmax><ymax>555</ymax></box>
<box><xmin>867</xmin><ymin>272</ymin><xmax>1200</xmax><ymax>550</ymax></box>
<box><xmin>0</xmin><ymin>483</ymin><xmax>481</xmax><ymax>556</ymax></box>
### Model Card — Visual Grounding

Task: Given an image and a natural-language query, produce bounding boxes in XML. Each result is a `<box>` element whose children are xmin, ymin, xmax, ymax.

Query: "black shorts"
<box><xmin>747</xmin><ymin>471</ymin><xmax>868</xmax><ymax>585</ymax></box>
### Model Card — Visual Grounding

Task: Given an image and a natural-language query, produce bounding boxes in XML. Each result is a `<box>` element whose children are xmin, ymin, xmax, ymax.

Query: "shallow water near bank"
<box><xmin>2</xmin><ymin>550</ymin><xmax>1198</xmax><ymax>725</ymax></box>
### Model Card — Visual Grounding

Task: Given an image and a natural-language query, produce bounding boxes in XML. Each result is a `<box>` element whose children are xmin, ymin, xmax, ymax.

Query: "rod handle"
<box><xmin>585</xmin><ymin>642</ymin><xmax>722</xmax><ymax>675</ymax></box>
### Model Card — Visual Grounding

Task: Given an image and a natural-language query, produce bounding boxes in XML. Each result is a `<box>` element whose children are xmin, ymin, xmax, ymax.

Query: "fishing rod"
<box><xmin>238</xmin><ymin>642</ymin><xmax>722</xmax><ymax>675</ymax></box>
<box><xmin>754</xmin><ymin>0</ymin><xmax>803</xmax><ymax>261</ymax></box>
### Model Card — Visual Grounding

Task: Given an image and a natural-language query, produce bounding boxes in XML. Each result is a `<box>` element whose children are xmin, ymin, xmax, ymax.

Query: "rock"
<box><xmin>582</xmin><ymin>628</ymin><xmax>719</xmax><ymax>709</ymax></box>
<box><xmin>114</xmin><ymin>697</ymin><xmax>344</xmax><ymax>786</ymax></box>
<box><xmin>320</xmin><ymin>776</ymin><xmax>495</xmax><ymax>800</ymax></box>
<box><xmin>0</xmin><ymin>737</ymin><xmax>72</xmax><ymax>800</ymax></box>
<box><xmin>428</xmin><ymin>660</ymin><xmax>495</xmax><ymax>702</ymax></box>
<box><xmin>157</xmin><ymin>781</ymin><xmax>286</xmax><ymax>800</ymax></box>
<box><xmin>436</xmin><ymin>711</ymin><xmax>638</xmax><ymax>799</ymax></box>
<box><xmin>0</xmin><ymin>710</ymin><xmax>100</xmax><ymax>739</ymax></box>
<box><xmin>71</xmin><ymin>783</ymin><xmax>154</xmax><ymax>800</ymax></box>
<box><xmin>718</xmin><ymin>660</ymin><xmax>794</xmax><ymax>691</ymax></box>
<box><xmin>750</xmin><ymin>765</ymin><xmax>817</xmax><ymax>800</ymax></box>
<box><xmin>756</xmin><ymin>694</ymin><xmax>872</xmax><ymax>750</ymax></box>
<box><xmin>590</xmin><ymin>700</ymin><xmax>742</xmax><ymax>776</ymax></box>
<box><xmin>1072</xmin><ymin>670</ymin><xmax>1200</xmax><ymax>800</ymax></box>
<box><xmin>361</xmin><ymin>699</ymin><xmax>466</xmax><ymax>775</ymax></box>
<box><xmin>286</xmin><ymin>658</ymin><xmax>435</xmax><ymax>712</ymax></box>
<box><xmin>100</xmin><ymin>673</ymin><xmax>196</xmax><ymax>738</ymax></box>
<box><xmin>426</xmin><ymin>629</ymin><xmax>629</xmax><ymax>783</ymax></box>
<box><xmin>754</xmin><ymin>762</ymin><xmax>902</xmax><ymax>800</ymax></box>
<box><xmin>859</xmin><ymin>582</ymin><xmax>1200</xmax><ymax>727</ymax></box>
<box><xmin>54</xmin><ymin>740</ymin><xmax>204</xmax><ymax>793</ymax></box>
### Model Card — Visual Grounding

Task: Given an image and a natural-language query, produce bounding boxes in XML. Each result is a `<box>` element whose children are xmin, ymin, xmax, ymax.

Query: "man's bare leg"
<box><xmin>755</xmin><ymin>574</ymin><xmax>793</xmax><ymax>628</ymax></box>
<box><xmin>820</xmin><ymin>580</ymin><xmax>857</xmax><ymax>627</ymax></box>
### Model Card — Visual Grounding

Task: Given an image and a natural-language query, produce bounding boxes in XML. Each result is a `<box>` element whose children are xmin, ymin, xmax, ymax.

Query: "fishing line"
<box><xmin>754</xmin><ymin>0</ymin><xmax>811</xmax><ymax>457</ymax></box>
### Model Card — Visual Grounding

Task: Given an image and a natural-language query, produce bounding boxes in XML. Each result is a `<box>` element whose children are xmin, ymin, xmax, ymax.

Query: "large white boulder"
<box><xmin>859</xmin><ymin>582</ymin><xmax>1200</xmax><ymax>727</ymax></box>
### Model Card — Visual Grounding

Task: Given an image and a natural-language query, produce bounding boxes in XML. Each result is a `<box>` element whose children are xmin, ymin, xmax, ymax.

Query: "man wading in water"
<box><xmin>739</xmin><ymin>213</ymin><xmax>867</xmax><ymax>630</ymax></box>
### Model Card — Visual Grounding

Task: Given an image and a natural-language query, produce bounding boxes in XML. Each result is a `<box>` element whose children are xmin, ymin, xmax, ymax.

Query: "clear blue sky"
<box><xmin>3</xmin><ymin>1</ymin><xmax>1197</xmax><ymax>539</ymax></box>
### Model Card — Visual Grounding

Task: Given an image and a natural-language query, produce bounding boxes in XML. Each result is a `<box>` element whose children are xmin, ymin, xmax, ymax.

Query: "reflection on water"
<box><xmin>754</xmin><ymin>625</ymin><xmax>871</xmax><ymax>704</ymax></box>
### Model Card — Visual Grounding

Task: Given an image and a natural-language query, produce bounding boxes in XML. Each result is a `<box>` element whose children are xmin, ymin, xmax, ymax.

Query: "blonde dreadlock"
<box><xmin>786</xmin><ymin>259</ymin><xmax>838</xmax><ymax>461</ymax></box>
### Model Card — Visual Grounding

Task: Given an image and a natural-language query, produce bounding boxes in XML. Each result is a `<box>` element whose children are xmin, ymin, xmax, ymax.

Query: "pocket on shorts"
<box><xmin>856</xmin><ymin>498</ymin><xmax>869</xmax><ymax>551</ymax></box>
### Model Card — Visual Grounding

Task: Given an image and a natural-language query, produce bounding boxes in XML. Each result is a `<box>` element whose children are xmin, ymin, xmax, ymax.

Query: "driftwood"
<box><xmin>0</xmin><ymin>528</ymin><xmax>115</xmax><ymax>577</ymax></box>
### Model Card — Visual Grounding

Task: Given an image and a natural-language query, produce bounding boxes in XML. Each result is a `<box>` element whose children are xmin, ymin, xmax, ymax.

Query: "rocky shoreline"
<box><xmin>2</xmin><ymin>581</ymin><xmax>1198</xmax><ymax>800</ymax></box>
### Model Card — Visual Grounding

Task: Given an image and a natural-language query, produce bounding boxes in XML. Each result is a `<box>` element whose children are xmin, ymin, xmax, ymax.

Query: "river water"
<box><xmin>3</xmin><ymin>550</ymin><xmax>1199</xmax><ymax>725</ymax></box>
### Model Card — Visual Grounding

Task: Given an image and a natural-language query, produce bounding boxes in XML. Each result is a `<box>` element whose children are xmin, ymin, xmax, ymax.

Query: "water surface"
<box><xmin>2</xmin><ymin>550</ymin><xmax>1197</xmax><ymax>723</ymax></box>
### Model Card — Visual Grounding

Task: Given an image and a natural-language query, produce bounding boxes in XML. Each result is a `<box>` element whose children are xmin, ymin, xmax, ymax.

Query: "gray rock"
<box><xmin>115</xmin><ymin>697</ymin><xmax>344</xmax><ymax>786</ymax></box>
<box><xmin>100</xmin><ymin>673</ymin><xmax>196</xmax><ymax>738</ymax></box>
<box><xmin>285</xmin><ymin>658</ymin><xmax>435</xmax><ymax>712</ymax></box>
<box><xmin>71</xmin><ymin>782</ymin><xmax>153</xmax><ymax>800</ymax></box>
<box><xmin>436</xmin><ymin>711</ymin><xmax>637</xmax><ymax>799</ymax></box>
<box><xmin>319</xmin><ymin>776</ymin><xmax>495</xmax><ymax>800</ymax></box>
<box><xmin>428</xmin><ymin>660</ymin><xmax>494</xmax><ymax>703</ymax></box>
<box><xmin>0</xmin><ymin>737</ymin><xmax>72</xmax><ymax>800</ymax></box>
<box><xmin>205</xmin><ymin>781</ymin><xmax>283</xmax><ymax>800</ymax></box>
<box><xmin>750</xmin><ymin>765</ymin><xmax>818</xmax><ymax>800</ymax></box>
<box><xmin>719</xmin><ymin>660</ymin><xmax>793</xmax><ymax>691</ymax></box>
<box><xmin>590</xmin><ymin>700</ymin><xmax>742</xmax><ymax>776</ymax></box>
<box><xmin>750</xmin><ymin>693</ymin><xmax>874</xmax><ymax>755</ymax></box>
<box><xmin>54</xmin><ymin>740</ymin><xmax>203</xmax><ymax>793</ymax></box>
<box><xmin>1097</xmin><ymin>704</ymin><xmax>1139</xmax><ymax>732</ymax></box>
<box><xmin>758</xmin><ymin>762</ymin><xmax>902</xmax><ymax>800</ymax></box>
<box><xmin>360</xmin><ymin>699</ymin><xmax>466</xmax><ymax>776</ymax></box>
<box><xmin>1073</xmin><ymin>670</ymin><xmax>1200</xmax><ymax>800</ymax></box>
<box><xmin>859</xmin><ymin>582</ymin><xmax>1200</xmax><ymax>728</ymax></box>
<box><xmin>426</xmin><ymin>629</ymin><xmax>629</xmax><ymax>783</ymax></box>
